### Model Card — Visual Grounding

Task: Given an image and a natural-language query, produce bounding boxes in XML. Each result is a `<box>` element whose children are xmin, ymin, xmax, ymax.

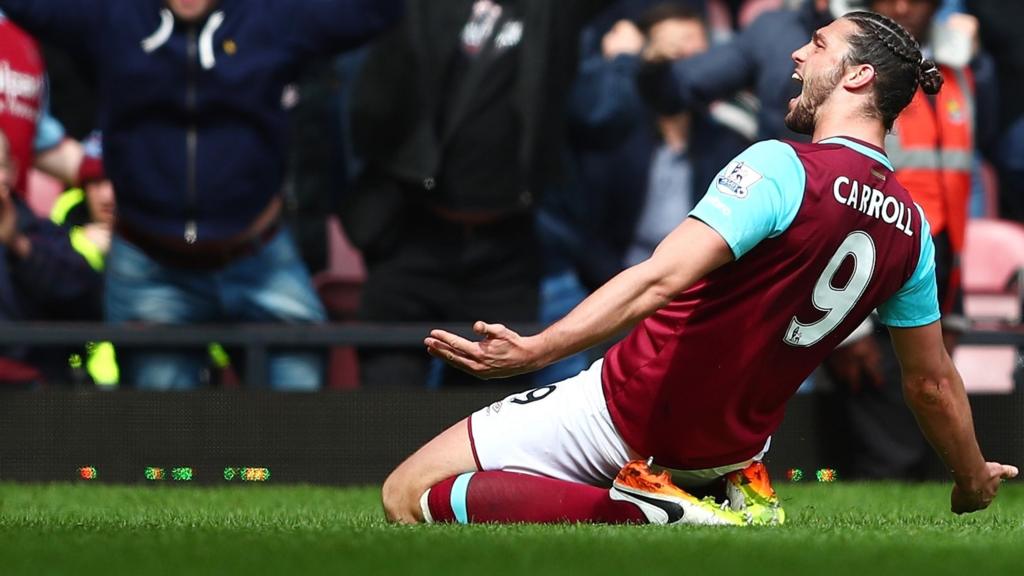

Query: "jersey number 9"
<box><xmin>784</xmin><ymin>231</ymin><xmax>876</xmax><ymax>347</ymax></box>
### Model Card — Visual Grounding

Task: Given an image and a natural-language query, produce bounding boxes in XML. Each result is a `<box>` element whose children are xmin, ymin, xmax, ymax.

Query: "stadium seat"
<box><xmin>960</xmin><ymin>218</ymin><xmax>1024</xmax><ymax>296</ymax></box>
<box><xmin>953</xmin><ymin>218</ymin><xmax>1024</xmax><ymax>393</ymax></box>
<box><xmin>313</xmin><ymin>217</ymin><xmax>366</xmax><ymax>390</ymax></box>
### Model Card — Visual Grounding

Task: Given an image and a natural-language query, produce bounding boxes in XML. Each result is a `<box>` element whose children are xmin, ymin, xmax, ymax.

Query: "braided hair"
<box><xmin>842</xmin><ymin>10</ymin><xmax>943</xmax><ymax>130</ymax></box>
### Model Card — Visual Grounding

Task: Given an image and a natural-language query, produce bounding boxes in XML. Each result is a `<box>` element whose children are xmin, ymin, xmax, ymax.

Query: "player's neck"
<box><xmin>810</xmin><ymin>103</ymin><xmax>886</xmax><ymax>149</ymax></box>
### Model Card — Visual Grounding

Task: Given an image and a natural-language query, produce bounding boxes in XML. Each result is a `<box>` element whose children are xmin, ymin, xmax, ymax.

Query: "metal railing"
<box><xmin>0</xmin><ymin>322</ymin><xmax>533</xmax><ymax>388</ymax></box>
<box><xmin>0</xmin><ymin>322</ymin><xmax>1021</xmax><ymax>388</ymax></box>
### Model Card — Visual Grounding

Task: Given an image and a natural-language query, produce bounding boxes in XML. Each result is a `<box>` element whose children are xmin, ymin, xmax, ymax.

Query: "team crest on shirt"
<box><xmin>716</xmin><ymin>161</ymin><xmax>763</xmax><ymax>198</ymax></box>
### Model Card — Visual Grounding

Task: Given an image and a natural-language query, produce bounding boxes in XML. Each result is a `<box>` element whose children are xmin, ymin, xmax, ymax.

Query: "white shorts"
<box><xmin>468</xmin><ymin>359</ymin><xmax>770</xmax><ymax>488</ymax></box>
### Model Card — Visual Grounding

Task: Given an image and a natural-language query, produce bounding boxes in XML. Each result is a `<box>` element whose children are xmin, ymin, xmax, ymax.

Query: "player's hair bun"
<box><xmin>918</xmin><ymin>59</ymin><xmax>943</xmax><ymax>95</ymax></box>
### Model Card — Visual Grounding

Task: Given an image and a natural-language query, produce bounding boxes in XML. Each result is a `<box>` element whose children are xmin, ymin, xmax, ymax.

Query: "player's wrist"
<box><xmin>952</xmin><ymin>461</ymin><xmax>989</xmax><ymax>493</ymax></box>
<box><xmin>524</xmin><ymin>333</ymin><xmax>554</xmax><ymax>370</ymax></box>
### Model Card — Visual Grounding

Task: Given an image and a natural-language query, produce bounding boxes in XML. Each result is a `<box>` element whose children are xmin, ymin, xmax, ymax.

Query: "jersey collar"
<box><xmin>820</xmin><ymin>136</ymin><xmax>895</xmax><ymax>172</ymax></box>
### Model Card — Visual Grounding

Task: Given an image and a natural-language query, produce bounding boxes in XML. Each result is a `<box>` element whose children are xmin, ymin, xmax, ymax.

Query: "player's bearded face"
<box><xmin>785</xmin><ymin>62</ymin><xmax>844</xmax><ymax>135</ymax></box>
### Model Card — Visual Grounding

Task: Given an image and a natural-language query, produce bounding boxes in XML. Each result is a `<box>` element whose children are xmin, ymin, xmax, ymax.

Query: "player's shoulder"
<box><xmin>727</xmin><ymin>139</ymin><xmax>804</xmax><ymax>180</ymax></box>
<box><xmin>783</xmin><ymin>137</ymin><xmax>887</xmax><ymax>164</ymax></box>
<box><xmin>780</xmin><ymin>138</ymin><xmax>844</xmax><ymax>157</ymax></box>
<box><xmin>781</xmin><ymin>138</ymin><xmax>886</xmax><ymax>181</ymax></box>
<box><xmin>732</xmin><ymin>139</ymin><xmax>804</xmax><ymax>167</ymax></box>
<box><xmin>711</xmin><ymin>140</ymin><xmax>805</xmax><ymax>202</ymax></box>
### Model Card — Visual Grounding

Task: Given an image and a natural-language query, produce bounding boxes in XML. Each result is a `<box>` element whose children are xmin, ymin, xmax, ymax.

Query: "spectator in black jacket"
<box><xmin>968</xmin><ymin>0</ymin><xmax>1024</xmax><ymax>219</ymax></box>
<box><xmin>0</xmin><ymin>131</ymin><xmax>102</xmax><ymax>386</ymax></box>
<box><xmin>345</xmin><ymin>0</ymin><xmax>613</xmax><ymax>388</ymax></box>
<box><xmin>638</xmin><ymin>0</ymin><xmax>834</xmax><ymax>141</ymax></box>
<box><xmin>533</xmin><ymin>2</ymin><xmax>754</xmax><ymax>387</ymax></box>
<box><xmin>568</xmin><ymin>4</ymin><xmax>752</xmax><ymax>287</ymax></box>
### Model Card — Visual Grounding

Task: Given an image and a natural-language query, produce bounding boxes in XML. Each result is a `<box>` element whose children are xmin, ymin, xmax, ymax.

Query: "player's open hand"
<box><xmin>951</xmin><ymin>462</ymin><xmax>1019</xmax><ymax>514</ymax></box>
<box><xmin>425</xmin><ymin>322</ymin><xmax>542</xmax><ymax>380</ymax></box>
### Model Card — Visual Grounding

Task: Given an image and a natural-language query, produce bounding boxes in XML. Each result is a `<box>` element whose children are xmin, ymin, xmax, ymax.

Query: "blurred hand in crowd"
<box><xmin>602</xmin><ymin>20</ymin><xmax>645</xmax><ymax>59</ymax></box>
<box><xmin>824</xmin><ymin>335</ymin><xmax>884</xmax><ymax>394</ymax></box>
<box><xmin>944</xmin><ymin>12</ymin><xmax>980</xmax><ymax>60</ymax></box>
<box><xmin>81</xmin><ymin>223</ymin><xmax>112</xmax><ymax>256</ymax></box>
<box><xmin>0</xmin><ymin>198</ymin><xmax>13</xmax><ymax>250</ymax></box>
<box><xmin>0</xmin><ymin>142</ymin><xmax>16</xmax><ymax>247</ymax></box>
<box><xmin>642</xmin><ymin>12</ymin><xmax>709</xmax><ymax>63</ymax></box>
<box><xmin>0</xmin><ymin>177</ymin><xmax>29</xmax><ymax>259</ymax></box>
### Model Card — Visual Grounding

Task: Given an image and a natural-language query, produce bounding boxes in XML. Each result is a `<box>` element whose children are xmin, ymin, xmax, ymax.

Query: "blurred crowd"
<box><xmin>0</xmin><ymin>0</ymin><xmax>1020</xmax><ymax>429</ymax></box>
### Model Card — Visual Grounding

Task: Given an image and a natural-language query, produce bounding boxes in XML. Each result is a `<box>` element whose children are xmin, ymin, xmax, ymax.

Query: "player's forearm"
<box><xmin>529</xmin><ymin>261</ymin><xmax>678</xmax><ymax>367</ymax></box>
<box><xmin>903</xmin><ymin>364</ymin><xmax>987</xmax><ymax>487</ymax></box>
<box><xmin>525</xmin><ymin>218</ymin><xmax>734</xmax><ymax>368</ymax></box>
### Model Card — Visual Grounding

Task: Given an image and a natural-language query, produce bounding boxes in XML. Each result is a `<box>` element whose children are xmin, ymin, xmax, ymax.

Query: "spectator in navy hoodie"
<box><xmin>0</xmin><ymin>0</ymin><xmax>404</xmax><ymax>389</ymax></box>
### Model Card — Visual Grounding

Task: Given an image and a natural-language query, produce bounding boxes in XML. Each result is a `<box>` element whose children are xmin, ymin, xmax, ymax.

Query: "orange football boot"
<box><xmin>724</xmin><ymin>461</ymin><xmax>785</xmax><ymax>525</ymax></box>
<box><xmin>610</xmin><ymin>459</ymin><xmax>748</xmax><ymax>526</ymax></box>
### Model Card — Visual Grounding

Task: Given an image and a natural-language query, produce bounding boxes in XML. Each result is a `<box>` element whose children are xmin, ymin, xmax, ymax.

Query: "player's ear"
<box><xmin>844</xmin><ymin>63</ymin><xmax>875</xmax><ymax>91</ymax></box>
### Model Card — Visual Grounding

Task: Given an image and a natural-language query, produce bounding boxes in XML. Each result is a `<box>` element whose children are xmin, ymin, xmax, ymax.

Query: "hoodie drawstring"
<box><xmin>199</xmin><ymin>11</ymin><xmax>225</xmax><ymax>70</ymax></box>
<box><xmin>141</xmin><ymin>8</ymin><xmax>175</xmax><ymax>53</ymax></box>
<box><xmin>141</xmin><ymin>8</ymin><xmax>225</xmax><ymax>72</ymax></box>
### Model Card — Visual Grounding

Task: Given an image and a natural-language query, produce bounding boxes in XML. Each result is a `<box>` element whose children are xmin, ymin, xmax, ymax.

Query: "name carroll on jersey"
<box><xmin>832</xmin><ymin>175</ymin><xmax>914</xmax><ymax>236</ymax></box>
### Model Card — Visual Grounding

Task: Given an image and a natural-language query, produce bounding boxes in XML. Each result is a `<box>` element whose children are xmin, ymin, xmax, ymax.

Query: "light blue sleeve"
<box><xmin>34</xmin><ymin>82</ymin><xmax>66</xmax><ymax>153</ymax></box>
<box><xmin>877</xmin><ymin>205</ymin><xmax>942</xmax><ymax>327</ymax></box>
<box><xmin>688</xmin><ymin>140</ymin><xmax>806</xmax><ymax>259</ymax></box>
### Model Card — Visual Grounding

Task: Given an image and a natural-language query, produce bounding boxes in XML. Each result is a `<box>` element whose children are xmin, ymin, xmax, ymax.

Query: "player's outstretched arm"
<box><xmin>889</xmin><ymin>322</ymin><xmax>1018</xmax><ymax>513</ymax></box>
<box><xmin>425</xmin><ymin>217</ymin><xmax>734</xmax><ymax>379</ymax></box>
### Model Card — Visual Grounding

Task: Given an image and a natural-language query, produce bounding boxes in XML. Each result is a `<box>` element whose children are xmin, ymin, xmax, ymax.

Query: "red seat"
<box><xmin>316</xmin><ymin>275</ymin><xmax>363</xmax><ymax>321</ymax></box>
<box><xmin>960</xmin><ymin>218</ymin><xmax>1024</xmax><ymax>295</ymax></box>
<box><xmin>953</xmin><ymin>219</ymin><xmax>1024</xmax><ymax>393</ymax></box>
<box><xmin>313</xmin><ymin>217</ymin><xmax>367</xmax><ymax>390</ymax></box>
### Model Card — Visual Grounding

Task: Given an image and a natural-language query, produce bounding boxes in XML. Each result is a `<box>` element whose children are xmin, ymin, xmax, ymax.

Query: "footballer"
<box><xmin>383</xmin><ymin>11</ymin><xmax>1017</xmax><ymax>526</ymax></box>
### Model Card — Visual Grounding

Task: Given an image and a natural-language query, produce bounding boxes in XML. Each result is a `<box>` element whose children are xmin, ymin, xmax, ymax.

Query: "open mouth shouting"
<box><xmin>789</xmin><ymin>70</ymin><xmax>804</xmax><ymax>109</ymax></box>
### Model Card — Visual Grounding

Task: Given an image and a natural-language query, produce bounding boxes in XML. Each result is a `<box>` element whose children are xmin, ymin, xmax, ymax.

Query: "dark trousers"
<box><xmin>357</xmin><ymin>210</ymin><xmax>540</xmax><ymax>388</ymax></box>
<box><xmin>842</xmin><ymin>328</ymin><xmax>931</xmax><ymax>479</ymax></box>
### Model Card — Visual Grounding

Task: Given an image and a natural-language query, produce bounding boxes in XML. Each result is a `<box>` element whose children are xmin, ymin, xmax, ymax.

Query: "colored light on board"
<box><xmin>816</xmin><ymin>468</ymin><xmax>838</xmax><ymax>483</ymax></box>
<box><xmin>786</xmin><ymin>468</ymin><xmax>804</xmax><ymax>482</ymax></box>
<box><xmin>223</xmin><ymin>467</ymin><xmax>271</xmax><ymax>482</ymax></box>
<box><xmin>145</xmin><ymin>467</ymin><xmax>166</xmax><ymax>481</ymax></box>
<box><xmin>171</xmin><ymin>467</ymin><xmax>193</xmax><ymax>481</ymax></box>
<box><xmin>242</xmin><ymin>468</ymin><xmax>271</xmax><ymax>482</ymax></box>
<box><xmin>78</xmin><ymin>467</ymin><xmax>98</xmax><ymax>480</ymax></box>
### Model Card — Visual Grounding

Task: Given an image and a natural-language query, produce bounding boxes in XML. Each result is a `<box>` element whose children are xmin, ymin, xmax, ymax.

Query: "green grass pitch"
<box><xmin>1</xmin><ymin>482</ymin><xmax>1022</xmax><ymax>575</ymax></box>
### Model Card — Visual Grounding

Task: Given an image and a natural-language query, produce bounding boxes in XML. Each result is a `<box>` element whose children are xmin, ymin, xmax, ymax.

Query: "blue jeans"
<box><xmin>534</xmin><ymin>268</ymin><xmax>590</xmax><ymax>386</ymax></box>
<box><xmin>105</xmin><ymin>228</ymin><xmax>327</xmax><ymax>390</ymax></box>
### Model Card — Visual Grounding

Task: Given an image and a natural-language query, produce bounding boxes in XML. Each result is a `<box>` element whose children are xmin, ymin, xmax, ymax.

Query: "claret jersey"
<box><xmin>601</xmin><ymin>137</ymin><xmax>940</xmax><ymax>470</ymax></box>
<box><xmin>0</xmin><ymin>12</ymin><xmax>63</xmax><ymax>197</ymax></box>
